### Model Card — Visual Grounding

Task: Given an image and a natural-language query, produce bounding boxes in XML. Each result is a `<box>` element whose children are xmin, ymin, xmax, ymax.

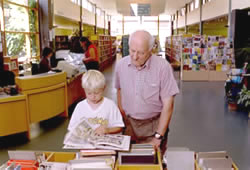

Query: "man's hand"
<box><xmin>149</xmin><ymin>138</ymin><xmax>161</xmax><ymax>149</ymax></box>
<box><xmin>94</xmin><ymin>125</ymin><xmax>108</xmax><ymax>135</ymax></box>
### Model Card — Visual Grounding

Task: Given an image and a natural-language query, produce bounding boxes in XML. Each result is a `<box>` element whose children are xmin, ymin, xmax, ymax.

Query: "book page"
<box><xmin>63</xmin><ymin>118</ymin><xmax>130</xmax><ymax>151</ymax></box>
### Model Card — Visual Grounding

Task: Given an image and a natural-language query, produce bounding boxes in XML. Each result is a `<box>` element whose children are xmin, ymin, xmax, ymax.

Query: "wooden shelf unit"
<box><xmin>90</xmin><ymin>35</ymin><xmax>116</xmax><ymax>71</ymax></box>
<box><xmin>55</xmin><ymin>35</ymin><xmax>70</xmax><ymax>51</ymax></box>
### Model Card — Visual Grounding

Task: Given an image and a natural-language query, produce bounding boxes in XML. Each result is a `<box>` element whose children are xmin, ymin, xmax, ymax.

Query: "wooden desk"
<box><xmin>16</xmin><ymin>72</ymin><xmax>68</xmax><ymax>124</ymax></box>
<box><xmin>0</xmin><ymin>95</ymin><xmax>29</xmax><ymax>136</ymax></box>
<box><xmin>67</xmin><ymin>73</ymin><xmax>85</xmax><ymax>107</ymax></box>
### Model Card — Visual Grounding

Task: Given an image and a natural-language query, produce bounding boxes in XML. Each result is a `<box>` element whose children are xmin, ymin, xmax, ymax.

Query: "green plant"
<box><xmin>237</xmin><ymin>86</ymin><xmax>250</xmax><ymax>108</ymax></box>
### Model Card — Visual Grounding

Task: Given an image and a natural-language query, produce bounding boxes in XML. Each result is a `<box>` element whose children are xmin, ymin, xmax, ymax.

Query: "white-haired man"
<box><xmin>115</xmin><ymin>30</ymin><xmax>179</xmax><ymax>155</ymax></box>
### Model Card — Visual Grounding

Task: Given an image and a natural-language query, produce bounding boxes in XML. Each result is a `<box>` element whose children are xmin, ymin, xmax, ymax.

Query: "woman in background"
<box><xmin>79</xmin><ymin>37</ymin><xmax>99</xmax><ymax>70</ymax></box>
<box><xmin>39</xmin><ymin>47</ymin><xmax>53</xmax><ymax>73</ymax></box>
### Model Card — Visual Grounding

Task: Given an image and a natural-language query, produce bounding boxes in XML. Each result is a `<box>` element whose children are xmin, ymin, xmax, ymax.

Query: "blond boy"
<box><xmin>68</xmin><ymin>70</ymin><xmax>124</xmax><ymax>135</ymax></box>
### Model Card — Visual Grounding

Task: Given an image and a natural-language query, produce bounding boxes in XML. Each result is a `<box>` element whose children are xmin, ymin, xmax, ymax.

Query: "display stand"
<box><xmin>166</xmin><ymin>35</ymin><xmax>234</xmax><ymax>81</ymax></box>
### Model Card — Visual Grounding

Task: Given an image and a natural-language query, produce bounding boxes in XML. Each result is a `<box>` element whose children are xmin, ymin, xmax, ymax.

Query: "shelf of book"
<box><xmin>166</xmin><ymin>34</ymin><xmax>234</xmax><ymax>81</ymax></box>
<box><xmin>111</xmin><ymin>36</ymin><xmax>117</xmax><ymax>61</ymax></box>
<box><xmin>90</xmin><ymin>35</ymin><xmax>115</xmax><ymax>71</ymax></box>
<box><xmin>55</xmin><ymin>36</ymin><xmax>70</xmax><ymax>51</ymax></box>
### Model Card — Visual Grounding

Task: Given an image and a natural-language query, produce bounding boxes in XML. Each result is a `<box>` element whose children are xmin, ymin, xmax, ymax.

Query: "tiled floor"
<box><xmin>0</xmin><ymin>58</ymin><xmax>250</xmax><ymax>169</ymax></box>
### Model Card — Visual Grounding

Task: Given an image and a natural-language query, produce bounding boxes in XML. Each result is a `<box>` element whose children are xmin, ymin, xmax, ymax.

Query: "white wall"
<box><xmin>54</xmin><ymin>0</ymin><xmax>95</xmax><ymax>26</ymax></box>
<box><xmin>83</xmin><ymin>9</ymin><xmax>95</xmax><ymax>26</ymax></box>
<box><xmin>232</xmin><ymin>0</ymin><xmax>250</xmax><ymax>10</ymax></box>
<box><xmin>176</xmin><ymin>0</ymin><xmax>250</xmax><ymax>29</ymax></box>
<box><xmin>202</xmin><ymin>0</ymin><xmax>228</xmax><ymax>21</ymax></box>
<box><xmin>187</xmin><ymin>8</ymin><xmax>200</xmax><ymax>25</ymax></box>
<box><xmin>54</xmin><ymin>0</ymin><xmax>80</xmax><ymax>21</ymax></box>
<box><xmin>97</xmin><ymin>16</ymin><xmax>105</xmax><ymax>28</ymax></box>
<box><xmin>173</xmin><ymin>20</ymin><xmax>177</xmax><ymax>29</ymax></box>
<box><xmin>178</xmin><ymin>15</ymin><xmax>185</xmax><ymax>28</ymax></box>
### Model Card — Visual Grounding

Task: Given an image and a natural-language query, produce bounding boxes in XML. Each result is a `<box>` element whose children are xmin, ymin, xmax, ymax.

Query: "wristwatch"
<box><xmin>154</xmin><ymin>132</ymin><xmax>163</xmax><ymax>140</ymax></box>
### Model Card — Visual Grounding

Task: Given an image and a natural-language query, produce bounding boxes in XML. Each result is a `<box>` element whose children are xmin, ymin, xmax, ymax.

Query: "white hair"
<box><xmin>129</xmin><ymin>30</ymin><xmax>155</xmax><ymax>51</ymax></box>
<box><xmin>82</xmin><ymin>70</ymin><xmax>106</xmax><ymax>90</ymax></box>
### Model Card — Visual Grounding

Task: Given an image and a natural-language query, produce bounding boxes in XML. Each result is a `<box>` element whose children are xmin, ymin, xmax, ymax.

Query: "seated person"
<box><xmin>68</xmin><ymin>70</ymin><xmax>124</xmax><ymax>135</ymax></box>
<box><xmin>0</xmin><ymin>57</ymin><xmax>15</xmax><ymax>88</ymax></box>
<box><xmin>39</xmin><ymin>47</ymin><xmax>53</xmax><ymax>73</ymax></box>
<box><xmin>0</xmin><ymin>70</ymin><xmax>15</xmax><ymax>88</ymax></box>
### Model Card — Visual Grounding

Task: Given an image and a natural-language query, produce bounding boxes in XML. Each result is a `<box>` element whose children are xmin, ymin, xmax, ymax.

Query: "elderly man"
<box><xmin>115</xmin><ymin>30</ymin><xmax>179</xmax><ymax>154</ymax></box>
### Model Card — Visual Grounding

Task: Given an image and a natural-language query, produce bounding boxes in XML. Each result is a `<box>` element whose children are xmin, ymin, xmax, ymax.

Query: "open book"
<box><xmin>63</xmin><ymin>118</ymin><xmax>130</xmax><ymax>151</ymax></box>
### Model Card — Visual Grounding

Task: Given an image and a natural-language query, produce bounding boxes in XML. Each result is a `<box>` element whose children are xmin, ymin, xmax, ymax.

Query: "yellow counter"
<box><xmin>0</xmin><ymin>95</ymin><xmax>29</xmax><ymax>136</ymax></box>
<box><xmin>16</xmin><ymin>72</ymin><xmax>68</xmax><ymax>124</ymax></box>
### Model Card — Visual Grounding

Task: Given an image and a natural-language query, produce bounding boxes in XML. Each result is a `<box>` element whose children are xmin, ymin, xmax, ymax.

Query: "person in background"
<box><xmin>0</xmin><ymin>56</ymin><xmax>15</xmax><ymax>88</ymax></box>
<box><xmin>79</xmin><ymin>37</ymin><xmax>99</xmax><ymax>70</ymax></box>
<box><xmin>115</xmin><ymin>30</ymin><xmax>179</xmax><ymax>155</ymax></box>
<box><xmin>68</xmin><ymin>70</ymin><xmax>124</xmax><ymax>135</ymax></box>
<box><xmin>39</xmin><ymin>47</ymin><xmax>53</xmax><ymax>73</ymax></box>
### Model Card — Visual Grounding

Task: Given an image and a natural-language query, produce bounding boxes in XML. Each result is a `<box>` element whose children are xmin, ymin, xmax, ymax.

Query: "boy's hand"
<box><xmin>94</xmin><ymin>125</ymin><xmax>108</xmax><ymax>135</ymax></box>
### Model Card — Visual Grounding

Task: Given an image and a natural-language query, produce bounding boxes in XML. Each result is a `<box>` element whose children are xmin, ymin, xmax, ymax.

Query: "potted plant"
<box><xmin>237</xmin><ymin>86</ymin><xmax>250</xmax><ymax>118</ymax></box>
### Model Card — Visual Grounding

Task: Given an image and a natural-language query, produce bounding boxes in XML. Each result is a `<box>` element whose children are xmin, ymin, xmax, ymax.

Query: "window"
<box><xmin>96</xmin><ymin>7</ymin><xmax>101</xmax><ymax>16</ymax></box>
<box><xmin>87</xmin><ymin>1</ymin><xmax>93</xmax><ymax>12</ymax></box>
<box><xmin>181</xmin><ymin>7</ymin><xmax>185</xmax><ymax>16</ymax></box>
<box><xmin>190</xmin><ymin>2</ymin><xmax>194</xmax><ymax>11</ymax></box>
<box><xmin>194</xmin><ymin>0</ymin><xmax>199</xmax><ymax>9</ymax></box>
<box><xmin>0</xmin><ymin>0</ymin><xmax>39</xmax><ymax>60</ymax></box>
<box><xmin>82</xmin><ymin>0</ymin><xmax>88</xmax><ymax>8</ymax></box>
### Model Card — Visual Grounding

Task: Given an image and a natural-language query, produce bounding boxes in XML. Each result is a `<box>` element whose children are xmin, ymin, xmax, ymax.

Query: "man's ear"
<box><xmin>103</xmin><ymin>85</ymin><xmax>106</xmax><ymax>90</ymax></box>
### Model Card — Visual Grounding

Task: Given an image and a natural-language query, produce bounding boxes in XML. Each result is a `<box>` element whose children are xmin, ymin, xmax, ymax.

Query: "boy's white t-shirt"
<box><xmin>68</xmin><ymin>97</ymin><xmax>124</xmax><ymax>131</ymax></box>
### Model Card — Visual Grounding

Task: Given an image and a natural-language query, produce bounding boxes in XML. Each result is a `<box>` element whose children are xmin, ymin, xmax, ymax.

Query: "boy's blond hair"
<box><xmin>81</xmin><ymin>70</ymin><xmax>106</xmax><ymax>90</ymax></box>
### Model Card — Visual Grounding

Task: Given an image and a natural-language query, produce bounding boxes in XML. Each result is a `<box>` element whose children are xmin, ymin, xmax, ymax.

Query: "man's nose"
<box><xmin>132</xmin><ymin>52</ymin><xmax>139</xmax><ymax>60</ymax></box>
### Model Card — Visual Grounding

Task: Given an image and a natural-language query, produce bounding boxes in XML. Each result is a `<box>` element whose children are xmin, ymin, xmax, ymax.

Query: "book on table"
<box><xmin>63</xmin><ymin>118</ymin><xmax>130</xmax><ymax>151</ymax></box>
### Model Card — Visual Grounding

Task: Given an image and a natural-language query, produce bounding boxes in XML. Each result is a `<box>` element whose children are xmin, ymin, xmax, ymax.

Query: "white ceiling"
<box><xmin>88</xmin><ymin>0</ymin><xmax>193</xmax><ymax>16</ymax></box>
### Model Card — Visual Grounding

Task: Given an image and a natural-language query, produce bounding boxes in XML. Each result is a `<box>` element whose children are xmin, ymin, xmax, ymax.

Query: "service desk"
<box><xmin>0</xmin><ymin>94</ymin><xmax>29</xmax><ymax>136</ymax></box>
<box><xmin>15</xmin><ymin>72</ymin><xmax>68</xmax><ymax>124</ymax></box>
<box><xmin>67</xmin><ymin>73</ymin><xmax>85</xmax><ymax>107</ymax></box>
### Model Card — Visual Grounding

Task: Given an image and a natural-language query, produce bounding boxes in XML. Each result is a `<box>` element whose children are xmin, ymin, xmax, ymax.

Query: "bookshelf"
<box><xmin>122</xmin><ymin>35</ymin><xmax>129</xmax><ymax>57</ymax></box>
<box><xmin>90</xmin><ymin>35</ymin><xmax>115</xmax><ymax>71</ymax></box>
<box><xmin>165</xmin><ymin>35</ymin><xmax>183</xmax><ymax>70</ymax></box>
<box><xmin>55</xmin><ymin>35</ymin><xmax>70</xmax><ymax>51</ymax></box>
<box><xmin>111</xmin><ymin>36</ymin><xmax>117</xmax><ymax>61</ymax></box>
<box><xmin>166</xmin><ymin>34</ymin><xmax>234</xmax><ymax>81</ymax></box>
